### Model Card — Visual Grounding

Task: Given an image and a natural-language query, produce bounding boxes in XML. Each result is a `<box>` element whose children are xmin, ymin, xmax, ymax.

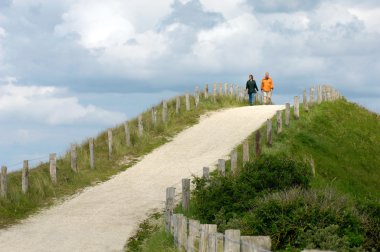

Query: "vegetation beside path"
<box><xmin>0</xmin><ymin>93</ymin><xmax>246</xmax><ymax>228</ymax></box>
<box><xmin>132</xmin><ymin>99</ymin><xmax>380</xmax><ymax>252</ymax></box>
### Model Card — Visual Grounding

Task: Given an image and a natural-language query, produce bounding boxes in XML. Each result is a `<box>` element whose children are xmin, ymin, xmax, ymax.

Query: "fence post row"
<box><xmin>124</xmin><ymin>121</ymin><xmax>131</xmax><ymax>147</ymax></box>
<box><xmin>303</xmin><ymin>89</ymin><xmax>309</xmax><ymax>112</ymax></box>
<box><xmin>22</xmin><ymin>160</ymin><xmax>29</xmax><ymax>194</ymax></box>
<box><xmin>276</xmin><ymin>110</ymin><xmax>282</xmax><ymax>134</ymax></box>
<box><xmin>49</xmin><ymin>153</ymin><xmax>57</xmax><ymax>184</ymax></box>
<box><xmin>108</xmin><ymin>129</ymin><xmax>113</xmax><ymax>158</ymax></box>
<box><xmin>0</xmin><ymin>166</ymin><xmax>7</xmax><ymax>197</ymax></box>
<box><xmin>294</xmin><ymin>96</ymin><xmax>300</xmax><ymax>120</ymax></box>
<box><xmin>71</xmin><ymin>144</ymin><xmax>77</xmax><ymax>172</ymax></box>
<box><xmin>204</xmin><ymin>84</ymin><xmax>209</xmax><ymax>99</ymax></box>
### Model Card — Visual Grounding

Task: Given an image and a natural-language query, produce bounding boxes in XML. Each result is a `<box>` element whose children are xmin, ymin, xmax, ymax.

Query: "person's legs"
<box><xmin>248</xmin><ymin>93</ymin><xmax>253</xmax><ymax>105</ymax></box>
<box><xmin>267</xmin><ymin>91</ymin><xmax>272</xmax><ymax>104</ymax></box>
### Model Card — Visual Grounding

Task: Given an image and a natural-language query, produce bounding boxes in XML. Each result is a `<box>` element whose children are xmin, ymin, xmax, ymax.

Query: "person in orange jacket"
<box><xmin>261</xmin><ymin>72</ymin><xmax>274</xmax><ymax>105</ymax></box>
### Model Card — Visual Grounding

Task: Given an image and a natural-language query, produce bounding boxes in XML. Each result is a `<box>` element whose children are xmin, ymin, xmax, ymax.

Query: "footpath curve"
<box><xmin>0</xmin><ymin>105</ymin><xmax>284</xmax><ymax>252</ymax></box>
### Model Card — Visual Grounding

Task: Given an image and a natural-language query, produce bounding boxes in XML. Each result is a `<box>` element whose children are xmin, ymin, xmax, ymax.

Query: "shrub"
<box><xmin>224</xmin><ymin>188</ymin><xmax>364</xmax><ymax>250</ymax></box>
<box><xmin>191</xmin><ymin>154</ymin><xmax>312</xmax><ymax>225</ymax></box>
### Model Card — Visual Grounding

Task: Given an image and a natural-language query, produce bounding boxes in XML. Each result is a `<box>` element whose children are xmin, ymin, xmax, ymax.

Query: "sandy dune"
<box><xmin>0</xmin><ymin>105</ymin><xmax>284</xmax><ymax>252</ymax></box>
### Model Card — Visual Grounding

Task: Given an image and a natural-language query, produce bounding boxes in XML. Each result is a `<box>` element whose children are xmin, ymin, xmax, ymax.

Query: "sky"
<box><xmin>1</xmin><ymin>0</ymin><xmax>380</xmax><ymax>170</ymax></box>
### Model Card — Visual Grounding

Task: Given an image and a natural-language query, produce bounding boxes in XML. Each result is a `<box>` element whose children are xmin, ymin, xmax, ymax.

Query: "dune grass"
<box><xmin>138</xmin><ymin>98</ymin><xmax>380</xmax><ymax>251</ymax></box>
<box><xmin>0</xmin><ymin>92</ymin><xmax>248</xmax><ymax>228</ymax></box>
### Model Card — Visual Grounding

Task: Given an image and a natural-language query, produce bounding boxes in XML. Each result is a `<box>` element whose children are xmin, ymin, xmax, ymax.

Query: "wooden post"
<box><xmin>188</xmin><ymin>219</ymin><xmax>200</xmax><ymax>252</ymax></box>
<box><xmin>203</xmin><ymin>167</ymin><xmax>210</xmax><ymax>179</ymax></box>
<box><xmin>216</xmin><ymin>233</ymin><xmax>224</xmax><ymax>252</ymax></box>
<box><xmin>219</xmin><ymin>84</ymin><xmax>223</xmax><ymax>95</ymax></box>
<box><xmin>224</xmin><ymin>83</ymin><xmax>228</xmax><ymax>95</ymax></box>
<box><xmin>285</xmin><ymin>103</ymin><xmax>290</xmax><ymax>126</ymax></box>
<box><xmin>165</xmin><ymin>187</ymin><xmax>176</xmax><ymax>232</ymax></box>
<box><xmin>267</xmin><ymin>119</ymin><xmax>272</xmax><ymax>147</ymax></box>
<box><xmin>195</xmin><ymin>91</ymin><xmax>200</xmax><ymax>108</ymax></box>
<box><xmin>303</xmin><ymin>89</ymin><xmax>309</xmax><ymax>112</ymax></box>
<box><xmin>213</xmin><ymin>84</ymin><xmax>217</xmax><ymax>101</ymax></box>
<box><xmin>186</xmin><ymin>93</ymin><xmax>190</xmax><ymax>111</ymax></box>
<box><xmin>174</xmin><ymin>214</ymin><xmax>182</xmax><ymax>246</ymax></box>
<box><xmin>49</xmin><ymin>153</ymin><xmax>57</xmax><ymax>184</ymax></box>
<box><xmin>229</xmin><ymin>84</ymin><xmax>234</xmax><ymax>96</ymax></box>
<box><xmin>208</xmin><ymin>232</ymin><xmax>217</xmax><ymax>252</ymax></box>
<box><xmin>200</xmin><ymin>224</ymin><xmax>217</xmax><ymax>252</ymax></box>
<box><xmin>182</xmin><ymin>178</ymin><xmax>190</xmax><ymax>212</ymax></box>
<box><xmin>205</xmin><ymin>84</ymin><xmax>209</xmax><ymax>99</ymax></box>
<box><xmin>317</xmin><ymin>85</ymin><xmax>322</xmax><ymax>104</ymax></box>
<box><xmin>138</xmin><ymin>115</ymin><xmax>143</xmax><ymax>136</ymax></box>
<box><xmin>89</xmin><ymin>138</ymin><xmax>95</xmax><ymax>169</ymax></box>
<box><xmin>71</xmin><ymin>144</ymin><xmax>77</xmax><ymax>172</ymax></box>
<box><xmin>176</xmin><ymin>97</ymin><xmax>180</xmax><ymax>114</ymax></box>
<box><xmin>240</xmin><ymin>236</ymin><xmax>271</xmax><ymax>252</ymax></box>
<box><xmin>163</xmin><ymin>100</ymin><xmax>168</xmax><ymax>123</ymax></box>
<box><xmin>22</xmin><ymin>160</ymin><xmax>29</xmax><ymax>194</ymax></box>
<box><xmin>108</xmin><ymin>129</ymin><xmax>113</xmax><ymax>158</ymax></box>
<box><xmin>243</xmin><ymin>140</ymin><xmax>249</xmax><ymax>163</ymax></box>
<box><xmin>276</xmin><ymin>110</ymin><xmax>283</xmax><ymax>134</ymax></box>
<box><xmin>231</xmin><ymin>150</ymin><xmax>237</xmax><ymax>173</ymax></box>
<box><xmin>294</xmin><ymin>96</ymin><xmax>300</xmax><ymax>120</ymax></box>
<box><xmin>124</xmin><ymin>122</ymin><xmax>131</xmax><ymax>147</ymax></box>
<box><xmin>218</xmin><ymin>159</ymin><xmax>225</xmax><ymax>176</ymax></box>
<box><xmin>0</xmin><ymin>166</ymin><xmax>7</xmax><ymax>197</ymax></box>
<box><xmin>255</xmin><ymin>131</ymin><xmax>261</xmax><ymax>157</ymax></box>
<box><xmin>310</xmin><ymin>87</ymin><xmax>315</xmax><ymax>106</ymax></box>
<box><xmin>177</xmin><ymin>215</ymin><xmax>188</xmax><ymax>249</ymax></box>
<box><xmin>225</xmin><ymin>229</ymin><xmax>241</xmax><ymax>252</ymax></box>
<box><xmin>151</xmin><ymin>107</ymin><xmax>157</xmax><ymax>125</ymax></box>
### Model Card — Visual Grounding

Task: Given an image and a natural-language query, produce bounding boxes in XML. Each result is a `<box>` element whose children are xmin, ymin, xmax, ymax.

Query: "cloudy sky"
<box><xmin>1</xmin><ymin>0</ymin><xmax>379</xmax><ymax>169</ymax></box>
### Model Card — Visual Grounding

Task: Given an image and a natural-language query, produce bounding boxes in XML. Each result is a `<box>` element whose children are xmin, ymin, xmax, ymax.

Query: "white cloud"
<box><xmin>0</xmin><ymin>82</ymin><xmax>126</xmax><ymax>125</ymax></box>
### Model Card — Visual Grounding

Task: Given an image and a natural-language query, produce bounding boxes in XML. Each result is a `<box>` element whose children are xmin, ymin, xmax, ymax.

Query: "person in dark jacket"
<box><xmin>246</xmin><ymin>74</ymin><xmax>259</xmax><ymax>105</ymax></box>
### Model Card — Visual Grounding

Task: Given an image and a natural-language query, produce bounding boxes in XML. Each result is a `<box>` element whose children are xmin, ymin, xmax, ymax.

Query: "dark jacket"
<box><xmin>246</xmin><ymin>80</ymin><xmax>258</xmax><ymax>94</ymax></box>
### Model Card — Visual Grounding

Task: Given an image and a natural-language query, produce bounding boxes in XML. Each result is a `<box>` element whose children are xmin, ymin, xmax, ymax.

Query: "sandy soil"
<box><xmin>0</xmin><ymin>105</ymin><xmax>284</xmax><ymax>252</ymax></box>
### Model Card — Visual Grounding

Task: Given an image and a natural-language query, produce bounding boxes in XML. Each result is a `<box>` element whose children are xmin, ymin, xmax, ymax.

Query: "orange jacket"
<box><xmin>261</xmin><ymin>77</ymin><xmax>274</xmax><ymax>92</ymax></box>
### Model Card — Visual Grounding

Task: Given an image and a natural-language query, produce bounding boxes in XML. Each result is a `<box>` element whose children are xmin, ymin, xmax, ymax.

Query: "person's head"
<box><xmin>265</xmin><ymin>72</ymin><xmax>269</xmax><ymax>79</ymax></box>
<box><xmin>249</xmin><ymin>74</ymin><xmax>253</xmax><ymax>80</ymax></box>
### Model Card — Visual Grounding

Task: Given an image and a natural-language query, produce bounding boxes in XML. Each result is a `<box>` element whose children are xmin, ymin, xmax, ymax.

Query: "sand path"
<box><xmin>0</xmin><ymin>105</ymin><xmax>284</xmax><ymax>252</ymax></box>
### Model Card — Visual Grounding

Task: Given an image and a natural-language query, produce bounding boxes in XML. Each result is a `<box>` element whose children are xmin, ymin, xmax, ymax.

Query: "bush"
<box><xmin>224</xmin><ymin>188</ymin><xmax>364</xmax><ymax>251</ymax></box>
<box><xmin>191</xmin><ymin>154</ymin><xmax>312</xmax><ymax>225</ymax></box>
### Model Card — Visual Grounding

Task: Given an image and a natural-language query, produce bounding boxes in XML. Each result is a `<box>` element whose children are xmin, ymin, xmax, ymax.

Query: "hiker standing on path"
<box><xmin>246</xmin><ymin>74</ymin><xmax>259</xmax><ymax>106</ymax></box>
<box><xmin>261</xmin><ymin>72</ymin><xmax>274</xmax><ymax>105</ymax></box>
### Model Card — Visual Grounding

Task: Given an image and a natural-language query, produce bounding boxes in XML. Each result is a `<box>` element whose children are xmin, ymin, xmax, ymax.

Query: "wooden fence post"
<box><xmin>0</xmin><ymin>166</ymin><xmax>7</xmax><ymax>197</ymax></box>
<box><xmin>294</xmin><ymin>96</ymin><xmax>300</xmax><ymax>120</ymax></box>
<box><xmin>188</xmin><ymin>219</ymin><xmax>200</xmax><ymax>252</ymax></box>
<box><xmin>224</xmin><ymin>83</ymin><xmax>228</xmax><ymax>95</ymax></box>
<box><xmin>243</xmin><ymin>140</ymin><xmax>249</xmax><ymax>163</ymax></box>
<box><xmin>219</xmin><ymin>84</ymin><xmax>223</xmax><ymax>95</ymax></box>
<box><xmin>255</xmin><ymin>131</ymin><xmax>261</xmax><ymax>157</ymax></box>
<box><xmin>277</xmin><ymin>110</ymin><xmax>283</xmax><ymax>134</ymax></box>
<box><xmin>303</xmin><ymin>89</ymin><xmax>309</xmax><ymax>112</ymax></box>
<box><xmin>108</xmin><ymin>129</ymin><xmax>113</xmax><ymax>158</ymax></box>
<box><xmin>71</xmin><ymin>144</ymin><xmax>77</xmax><ymax>172</ymax></box>
<box><xmin>225</xmin><ymin>229</ymin><xmax>241</xmax><ymax>252</ymax></box>
<box><xmin>230</xmin><ymin>84</ymin><xmax>234</xmax><ymax>96</ymax></box>
<box><xmin>182</xmin><ymin>178</ymin><xmax>190</xmax><ymax>212</ymax></box>
<box><xmin>195</xmin><ymin>91</ymin><xmax>200</xmax><ymax>108</ymax></box>
<box><xmin>285</xmin><ymin>103</ymin><xmax>290</xmax><ymax>126</ymax></box>
<box><xmin>151</xmin><ymin>107</ymin><xmax>157</xmax><ymax>125</ymax></box>
<box><xmin>213</xmin><ymin>84</ymin><xmax>217</xmax><ymax>101</ymax></box>
<box><xmin>240</xmin><ymin>236</ymin><xmax>272</xmax><ymax>252</ymax></box>
<box><xmin>22</xmin><ymin>160</ymin><xmax>29</xmax><ymax>194</ymax></box>
<box><xmin>138</xmin><ymin>115</ymin><xmax>143</xmax><ymax>136</ymax></box>
<box><xmin>163</xmin><ymin>101</ymin><xmax>168</xmax><ymax>123</ymax></box>
<box><xmin>176</xmin><ymin>97</ymin><xmax>180</xmax><ymax>114</ymax></box>
<box><xmin>310</xmin><ymin>87</ymin><xmax>315</xmax><ymax>106</ymax></box>
<box><xmin>205</xmin><ymin>84</ymin><xmax>209</xmax><ymax>99</ymax></box>
<box><xmin>317</xmin><ymin>85</ymin><xmax>322</xmax><ymax>104</ymax></box>
<box><xmin>124</xmin><ymin>122</ymin><xmax>131</xmax><ymax>147</ymax></box>
<box><xmin>231</xmin><ymin>150</ymin><xmax>238</xmax><ymax>173</ymax></box>
<box><xmin>200</xmin><ymin>224</ymin><xmax>217</xmax><ymax>252</ymax></box>
<box><xmin>165</xmin><ymin>187</ymin><xmax>176</xmax><ymax>232</ymax></box>
<box><xmin>185</xmin><ymin>93</ymin><xmax>190</xmax><ymax>111</ymax></box>
<box><xmin>49</xmin><ymin>153</ymin><xmax>57</xmax><ymax>184</ymax></box>
<box><xmin>218</xmin><ymin>159</ymin><xmax>225</xmax><ymax>176</ymax></box>
<box><xmin>267</xmin><ymin>119</ymin><xmax>272</xmax><ymax>147</ymax></box>
<box><xmin>89</xmin><ymin>138</ymin><xmax>95</xmax><ymax>169</ymax></box>
<box><xmin>177</xmin><ymin>215</ymin><xmax>188</xmax><ymax>249</ymax></box>
<box><xmin>203</xmin><ymin>167</ymin><xmax>210</xmax><ymax>179</ymax></box>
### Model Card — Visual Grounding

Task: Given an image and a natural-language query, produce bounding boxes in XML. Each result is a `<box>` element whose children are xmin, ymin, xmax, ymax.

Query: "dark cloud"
<box><xmin>160</xmin><ymin>0</ymin><xmax>224</xmax><ymax>29</ymax></box>
<box><xmin>247</xmin><ymin>0</ymin><xmax>321</xmax><ymax>13</ymax></box>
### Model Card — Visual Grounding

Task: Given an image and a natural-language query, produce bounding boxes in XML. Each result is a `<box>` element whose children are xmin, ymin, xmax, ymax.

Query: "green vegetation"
<box><xmin>165</xmin><ymin>98</ymin><xmax>379</xmax><ymax>251</ymax></box>
<box><xmin>0</xmin><ymin>93</ymin><xmax>246</xmax><ymax>228</ymax></box>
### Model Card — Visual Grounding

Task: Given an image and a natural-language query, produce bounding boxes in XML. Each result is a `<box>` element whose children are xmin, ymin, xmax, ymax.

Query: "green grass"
<box><xmin>0</xmin><ymin>93</ymin><xmax>249</xmax><ymax>228</ymax></box>
<box><xmin>145</xmin><ymin>98</ymin><xmax>380</xmax><ymax>251</ymax></box>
